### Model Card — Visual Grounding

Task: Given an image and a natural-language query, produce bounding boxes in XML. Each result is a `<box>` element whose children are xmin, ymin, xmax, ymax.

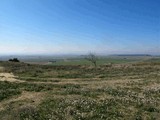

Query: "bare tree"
<box><xmin>85</xmin><ymin>53</ymin><xmax>98</xmax><ymax>67</ymax></box>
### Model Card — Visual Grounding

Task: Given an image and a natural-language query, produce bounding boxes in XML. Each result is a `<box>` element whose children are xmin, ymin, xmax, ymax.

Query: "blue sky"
<box><xmin>0</xmin><ymin>0</ymin><xmax>159</xmax><ymax>55</ymax></box>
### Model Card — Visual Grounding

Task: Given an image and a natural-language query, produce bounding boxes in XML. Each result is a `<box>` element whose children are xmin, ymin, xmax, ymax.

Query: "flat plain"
<box><xmin>0</xmin><ymin>57</ymin><xmax>160</xmax><ymax>120</ymax></box>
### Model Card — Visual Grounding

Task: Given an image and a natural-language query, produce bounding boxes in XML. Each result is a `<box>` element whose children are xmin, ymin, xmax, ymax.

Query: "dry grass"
<box><xmin>0</xmin><ymin>73</ymin><xmax>23</xmax><ymax>82</ymax></box>
<box><xmin>0</xmin><ymin>61</ymin><xmax>159</xmax><ymax>119</ymax></box>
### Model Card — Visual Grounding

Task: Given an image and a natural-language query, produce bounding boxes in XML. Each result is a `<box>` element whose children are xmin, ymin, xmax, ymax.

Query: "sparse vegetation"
<box><xmin>0</xmin><ymin>59</ymin><xmax>160</xmax><ymax>119</ymax></box>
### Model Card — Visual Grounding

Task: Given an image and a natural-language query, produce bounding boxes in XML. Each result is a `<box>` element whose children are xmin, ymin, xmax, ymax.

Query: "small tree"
<box><xmin>85</xmin><ymin>53</ymin><xmax>98</xmax><ymax>67</ymax></box>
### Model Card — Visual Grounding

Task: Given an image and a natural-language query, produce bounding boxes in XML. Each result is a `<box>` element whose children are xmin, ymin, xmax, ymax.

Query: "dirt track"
<box><xmin>0</xmin><ymin>66</ymin><xmax>22</xmax><ymax>82</ymax></box>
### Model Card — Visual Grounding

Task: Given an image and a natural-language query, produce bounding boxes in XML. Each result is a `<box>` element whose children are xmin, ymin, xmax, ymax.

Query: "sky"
<box><xmin>0</xmin><ymin>0</ymin><xmax>160</xmax><ymax>55</ymax></box>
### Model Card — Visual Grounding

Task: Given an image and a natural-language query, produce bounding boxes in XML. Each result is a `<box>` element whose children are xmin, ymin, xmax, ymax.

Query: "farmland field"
<box><xmin>0</xmin><ymin>55</ymin><xmax>155</xmax><ymax>65</ymax></box>
<box><xmin>0</xmin><ymin>57</ymin><xmax>160</xmax><ymax>120</ymax></box>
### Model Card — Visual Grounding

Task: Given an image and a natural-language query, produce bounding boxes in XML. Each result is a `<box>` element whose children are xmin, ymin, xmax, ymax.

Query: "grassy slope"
<box><xmin>0</xmin><ymin>60</ymin><xmax>160</xmax><ymax>120</ymax></box>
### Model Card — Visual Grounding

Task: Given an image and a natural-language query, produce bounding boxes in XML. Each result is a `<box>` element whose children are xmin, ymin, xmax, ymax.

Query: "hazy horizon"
<box><xmin>0</xmin><ymin>0</ymin><xmax>160</xmax><ymax>55</ymax></box>
<box><xmin>0</xmin><ymin>52</ymin><xmax>160</xmax><ymax>56</ymax></box>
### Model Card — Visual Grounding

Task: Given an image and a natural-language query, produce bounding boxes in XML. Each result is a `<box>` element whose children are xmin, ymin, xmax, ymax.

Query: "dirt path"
<box><xmin>0</xmin><ymin>66</ymin><xmax>46</xmax><ymax>112</ymax></box>
<box><xmin>0</xmin><ymin>91</ymin><xmax>45</xmax><ymax>111</ymax></box>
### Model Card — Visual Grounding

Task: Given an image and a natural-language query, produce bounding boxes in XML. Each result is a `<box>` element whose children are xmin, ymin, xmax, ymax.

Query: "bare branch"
<box><xmin>85</xmin><ymin>53</ymin><xmax>98</xmax><ymax>67</ymax></box>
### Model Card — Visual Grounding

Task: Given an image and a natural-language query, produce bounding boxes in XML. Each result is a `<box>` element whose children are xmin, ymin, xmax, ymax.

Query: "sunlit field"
<box><xmin>0</xmin><ymin>57</ymin><xmax>160</xmax><ymax>120</ymax></box>
<box><xmin>1</xmin><ymin>0</ymin><xmax>159</xmax><ymax>119</ymax></box>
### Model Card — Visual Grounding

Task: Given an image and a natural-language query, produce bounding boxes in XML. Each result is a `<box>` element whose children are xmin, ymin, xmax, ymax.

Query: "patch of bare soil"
<box><xmin>0</xmin><ymin>73</ymin><xmax>23</xmax><ymax>82</ymax></box>
<box><xmin>0</xmin><ymin>91</ymin><xmax>45</xmax><ymax>111</ymax></box>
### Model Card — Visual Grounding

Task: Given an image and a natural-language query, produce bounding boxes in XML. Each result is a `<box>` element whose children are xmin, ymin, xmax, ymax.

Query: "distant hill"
<box><xmin>110</xmin><ymin>54</ymin><xmax>152</xmax><ymax>57</ymax></box>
